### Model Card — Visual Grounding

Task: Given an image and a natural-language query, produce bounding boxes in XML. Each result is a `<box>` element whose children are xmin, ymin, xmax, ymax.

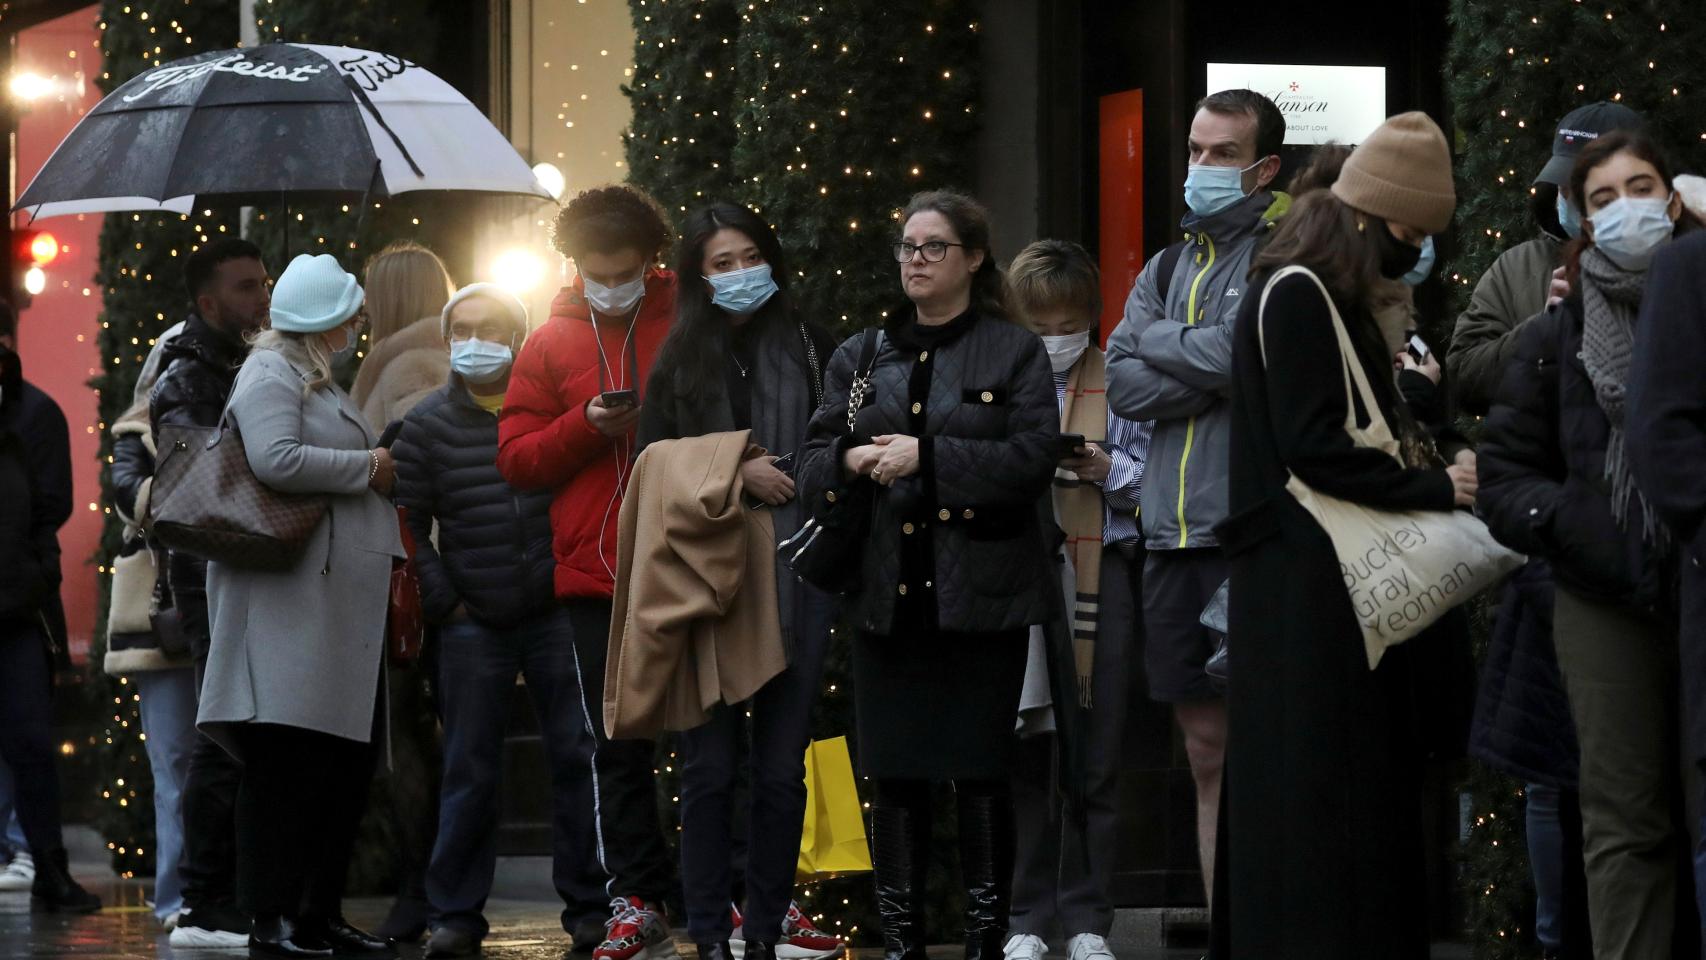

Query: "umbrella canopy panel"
<box><xmin>16</xmin><ymin>43</ymin><xmax>549</xmax><ymax>215</ymax></box>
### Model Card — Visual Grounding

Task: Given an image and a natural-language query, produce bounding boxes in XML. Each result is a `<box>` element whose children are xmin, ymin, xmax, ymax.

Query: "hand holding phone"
<box><xmin>587</xmin><ymin>391</ymin><xmax>642</xmax><ymax>438</ymax></box>
<box><xmin>600</xmin><ymin>389</ymin><xmax>638</xmax><ymax>408</ymax></box>
<box><xmin>1406</xmin><ymin>334</ymin><xmax>1430</xmax><ymax>362</ymax></box>
<box><xmin>1052</xmin><ymin>432</ymin><xmax>1087</xmax><ymax>460</ymax></box>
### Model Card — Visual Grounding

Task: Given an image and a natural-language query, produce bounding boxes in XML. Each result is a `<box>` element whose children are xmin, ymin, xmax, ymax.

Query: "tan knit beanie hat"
<box><xmin>1331</xmin><ymin>111</ymin><xmax>1456</xmax><ymax>235</ymax></box>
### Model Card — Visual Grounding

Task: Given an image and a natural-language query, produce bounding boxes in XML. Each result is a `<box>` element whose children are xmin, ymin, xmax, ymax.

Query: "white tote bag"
<box><xmin>1257</xmin><ymin>266</ymin><xmax>1524</xmax><ymax>669</ymax></box>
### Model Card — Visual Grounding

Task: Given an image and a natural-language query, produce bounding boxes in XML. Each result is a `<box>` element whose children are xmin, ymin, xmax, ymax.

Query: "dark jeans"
<box><xmin>233</xmin><ymin>722</ymin><xmax>376</xmax><ymax>919</ymax></box>
<box><xmin>181</xmin><ymin>646</ymin><xmax>243</xmax><ymax>911</ymax></box>
<box><xmin>1011</xmin><ymin>546</ymin><xmax>1141</xmax><ymax>939</ymax></box>
<box><xmin>565</xmin><ymin>598</ymin><xmax>675</xmax><ymax>905</ymax></box>
<box><xmin>679</xmin><ymin>587</ymin><xmax>835</xmax><ymax>943</ymax></box>
<box><xmin>428</xmin><ymin>607</ymin><xmax>607</xmax><ymax>938</ymax></box>
<box><xmin>0</xmin><ymin>618</ymin><xmax>64</xmax><ymax>856</ymax></box>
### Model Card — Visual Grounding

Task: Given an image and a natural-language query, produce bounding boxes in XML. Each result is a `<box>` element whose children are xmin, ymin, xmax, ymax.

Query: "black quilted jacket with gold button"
<box><xmin>798</xmin><ymin>307</ymin><xmax>1058</xmax><ymax>636</ymax></box>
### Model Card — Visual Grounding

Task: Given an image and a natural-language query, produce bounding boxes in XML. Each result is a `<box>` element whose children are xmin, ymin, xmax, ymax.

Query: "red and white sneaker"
<box><xmin>730</xmin><ymin>902</ymin><xmax>846</xmax><ymax>960</ymax></box>
<box><xmin>594</xmin><ymin>896</ymin><xmax>676</xmax><ymax>960</ymax></box>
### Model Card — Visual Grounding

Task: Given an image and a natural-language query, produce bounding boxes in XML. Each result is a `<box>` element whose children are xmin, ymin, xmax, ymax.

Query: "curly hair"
<box><xmin>551</xmin><ymin>184</ymin><xmax>672</xmax><ymax>261</ymax></box>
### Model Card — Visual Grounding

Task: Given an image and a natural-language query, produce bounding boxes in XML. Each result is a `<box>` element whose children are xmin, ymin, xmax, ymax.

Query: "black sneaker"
<box><xmin>571</xmin><ymin>915</ymin><xmax>607</xmax><ymax>954</ymax></box>
<box><xmin>425</xmin><ymin>924</ymin><xmax>483</xmax><ymax>958</ymax></box>
<box><xmin>170</xmin><ymin>901</ymin><xmax>252</xmax><ymax>948</ymax></box>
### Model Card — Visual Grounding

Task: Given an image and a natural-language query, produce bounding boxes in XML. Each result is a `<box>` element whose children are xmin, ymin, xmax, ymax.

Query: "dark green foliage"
<box><xmin>731</xmin><ymin>2</ymin><xmax>981</xmax><ymax>335</ymax></box>
<box><xmin>623</xmin><ymin>0</ymin><xmax>982</xmax><ymax>338</ymax></box>
<box><xmin>89</xmin><ymin>0</ymin><xmax>242</xmax><ymax>881</ymax></box>
<box><xmin>1445</xmin><ymin>4</ymin><xmax>1706</xmax><ymax>954</ymax></box>
<box><xmin>1454</xmin><ymin>595</ymin><xmax>1534</xmax><ymax>960</ymax></box>
<box><xmin>624</xmin><ymin>0</ymin><xmax>742</xmax><ymax>219</ymax></box>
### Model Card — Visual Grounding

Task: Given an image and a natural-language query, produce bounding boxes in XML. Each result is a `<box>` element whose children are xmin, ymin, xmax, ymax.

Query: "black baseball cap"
<box><xmin>1535</xmin><ymin>101</ymin><xmax>1645</xmax><ymax>186</ymax></box>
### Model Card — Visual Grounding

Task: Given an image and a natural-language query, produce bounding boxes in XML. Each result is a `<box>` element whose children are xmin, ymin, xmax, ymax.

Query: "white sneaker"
<box><xmin>168</xmin><ymin>918</ymin><xmax>249</xmax><ymax>949</ymax></box>
<box><xmin>161</xmin><ymin>911</ymin><xmax>181</xmax><ymax>931</ymax></box>
<box><xmin>0</xmin><ymin>852</ymin><xmax>34</xmax><ymax>892</ymax></box>
<box><xmin>1067</xmin><ymin>933</ymin><xmax>1115</xmax><ymax>960</ymax></box>
<box><xmin>1004</xmin><ymin>934</ymin><xmax>1048</xmax><ymax>960</ymax></box>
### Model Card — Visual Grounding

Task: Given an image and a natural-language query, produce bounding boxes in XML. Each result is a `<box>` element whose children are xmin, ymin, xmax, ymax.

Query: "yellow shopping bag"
<box><xmin>796</xmin><ymin>736</ymin><xmax>874</xmax><ymax>881</ymax></box>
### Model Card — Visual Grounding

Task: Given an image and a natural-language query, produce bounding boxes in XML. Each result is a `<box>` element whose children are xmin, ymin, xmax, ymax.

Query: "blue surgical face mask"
<box><xmin>1402</xmin><ymin>236</ymin><xmax>1437</xmax><ymax>286</ymax></box>
<box><xmin>704</xmin><ymin>262</ymin><xmax>779</xmax><ymax>315</ymax></box>
<box><xmin>331</xmin><ymin>318</ymin><xmax>364</xmax><ymax>364</ymax></box>
<box><xmin>1556</xmin><ymin>192</ymin><xmax>1582</xmax><ymax>240</ymax></box>
<box><xmin>583</xmin><ymin>273</ymin><xmax>646</xmax><ymax>316</ymax></box>
<box><xmin>1590</xmin><ymin>194</ymin><xmax>1677</xmax><ymax>271</ymax></box>
<box><xmin>450</xmin><ymin>337</ymin><xmax>516</xmax><ymax>385</ymax></box>
<box><xmin>1184</xmin><ymin>159</ymin><xmax>1264</xmax><ymax>217</ymax></box>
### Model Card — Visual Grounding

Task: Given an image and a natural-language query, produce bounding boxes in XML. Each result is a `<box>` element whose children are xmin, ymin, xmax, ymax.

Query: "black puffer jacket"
<box><xmin>1479</xmin><ymin>296</ymin><xmax>1672</xmax><ymax>613</ymax></box>
<box><xmin>797</xmin><ymin>308</ymin><xmax>1057</xmax><ymax>635</ymax></box>
<box><xmin>148</xmin><ymin>314</ymin><xmax>247</xmax><ymax>653</ymax></box>
<box><xmin>392</xmin><ymin>376</ymin><xmax>556</xmax><ymax>627</ymax></box>
<box><xmin>0</xmin><ymin>424</ymin><xmax>54</xmax><ymax>623</ymax></box>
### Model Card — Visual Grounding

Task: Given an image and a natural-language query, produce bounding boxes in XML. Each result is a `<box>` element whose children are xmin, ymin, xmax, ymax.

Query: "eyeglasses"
<box><xmin>891</xmin><ymin>241</ymin><xmax>965</xmax><ymax>263</ymax></box>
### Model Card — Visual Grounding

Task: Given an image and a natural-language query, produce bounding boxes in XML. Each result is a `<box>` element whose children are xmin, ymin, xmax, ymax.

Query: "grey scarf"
<box><xmin>1578</xmin><ymin>246</ymin><xmax>1665</xmax><ymax>544</ymax></box>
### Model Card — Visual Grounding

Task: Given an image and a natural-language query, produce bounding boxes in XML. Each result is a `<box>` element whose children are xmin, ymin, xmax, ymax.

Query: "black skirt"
<box><xmin>851</xmin><ymin>627</ymin><xmax>1028</xmax><ymax>780</ymax></box>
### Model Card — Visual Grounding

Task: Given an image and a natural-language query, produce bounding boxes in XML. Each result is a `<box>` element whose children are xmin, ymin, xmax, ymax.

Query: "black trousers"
<box><xmin>0</xmin><ymin>618</ymin><xmax>64</xmax><ymax>856</ymax></box>
<box><xmin>181</xmin><ymin>647</ymin><xmax>242</xmax><ymax>910</ymax></box>
<box><xmin>679</xmin><ymin>587</ymin><xmax>835</xmax><ymax>943</ymax></box>
<box><xmin>233</xmin><ymin>723</ymin><xmax>376</xmax><ymax>919</ymax></box>
<box><xmin>564</xmin><ymin>598</ymin><xmax>675</xmax><ymax>905</ymax></box>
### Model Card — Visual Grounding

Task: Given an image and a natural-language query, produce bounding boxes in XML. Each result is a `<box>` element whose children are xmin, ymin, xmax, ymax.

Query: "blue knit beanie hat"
<box><xmin>270</xmin><ymin>254</ymin><xmax>364</xmax><ymax>333</ymax></box>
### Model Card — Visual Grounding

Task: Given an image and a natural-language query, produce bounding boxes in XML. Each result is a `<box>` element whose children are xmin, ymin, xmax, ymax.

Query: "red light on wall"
<box><xmin>30</xmin><ymin>231</ymin><xmax>59</xmax><ymax>265</ymax></box>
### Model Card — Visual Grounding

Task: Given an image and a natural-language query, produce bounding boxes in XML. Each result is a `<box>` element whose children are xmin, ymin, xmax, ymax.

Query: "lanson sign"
<box><xmin>1204</xmin><ymin>63</ymin><xmax>1388</xmax><ymax>146</ymax></box>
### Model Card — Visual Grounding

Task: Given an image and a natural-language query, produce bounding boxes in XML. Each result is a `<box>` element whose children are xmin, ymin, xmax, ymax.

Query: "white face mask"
<box><xmin>1590</xmin><ymin>194</ymin><xmax>1677</xmax><ymax>271</ymax></box>
<box><xmin>583</xmin><ymin>273</ymin><xmax>646</xmax><ymax>315</ymax></box>
<box><xmin>1041</xmin><ymin>331</ymin><xmax>1091</xmax><ymax>374</ymax></box>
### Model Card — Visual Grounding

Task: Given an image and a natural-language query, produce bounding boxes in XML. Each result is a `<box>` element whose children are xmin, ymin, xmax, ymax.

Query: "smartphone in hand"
<box><xmin>600</xmin><ymin>389</ymin><xmax>638</xmax><ymax>408</ymax></box>
<box><xmin>1406</xmin><ymin>334</ymin><xmax>1430</xmax><ymax>363</ymax></box>
<box><xmin>1052</xmin><ymin>432</ymin><xmax>1086</xmax><ymax>460</ymax></box>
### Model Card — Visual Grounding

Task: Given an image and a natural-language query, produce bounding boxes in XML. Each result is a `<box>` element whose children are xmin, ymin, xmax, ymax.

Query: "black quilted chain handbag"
<box><xmin>778</xmin><ymin>328</ymin><xmax>884</xmax><ymax>592</ymax></box>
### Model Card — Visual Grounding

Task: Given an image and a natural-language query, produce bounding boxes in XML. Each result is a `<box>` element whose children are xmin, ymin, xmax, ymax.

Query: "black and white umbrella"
<box><xmin>16</xmin><ymin>43</ymin><xmax>552</xmax><ymax>219</ymax></box>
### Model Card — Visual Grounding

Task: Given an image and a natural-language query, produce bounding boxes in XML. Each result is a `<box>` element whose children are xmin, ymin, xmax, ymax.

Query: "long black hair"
<box><xmin>900</xmin><ymin>190</ymin><xmax>1006</xmax><ymax>319</ymax></box>
<box><xmin>656</xmin><ymin>203</ymin><xmax>792</xmax><ymax>400</ymax></box>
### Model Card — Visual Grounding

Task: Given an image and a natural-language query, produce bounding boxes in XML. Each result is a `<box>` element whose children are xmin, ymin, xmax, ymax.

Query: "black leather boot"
<box><xmin>697</xmin><ymin>942</ymin><xmax>738</xmax><ymax>960</ymax></box>
<box><xmin>298</xmin><ymin>916</ymin><xmax>396</xmax><ymax>957</ymax></box>
<box><xmin>249</xmin><ymin>915</ymin><xmax>333</xmax><ymax>958</ymax></box>
<box><xmin>744</xmin><ymin>942</ymin><xmax>779</xmax><ymax>960</ymax></box>
<box><xmin>871</xmin><ymin>794</ymin><xmax>931</xmax><ymax>960</ymax></box>
<box><xmin>957</xmin><ymin>788</ymin><xmax>1014</xmax><ymax>960</ymax></box>
<box><xmin>29</xmin><ymin>847</ymin><xmax>101</xmax><ymax>914</ymax></box>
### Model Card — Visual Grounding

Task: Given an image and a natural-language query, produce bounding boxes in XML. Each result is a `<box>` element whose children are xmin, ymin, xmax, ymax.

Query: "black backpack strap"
<box><xmin>855</xmin><ymin>326</ymin><xmax>885</xmax><ymax>373</ymax></box>
<box><xmin>1155</xmin><ymin>239</ymin><xmax>1189</xmax><ymax>305</ymax></box>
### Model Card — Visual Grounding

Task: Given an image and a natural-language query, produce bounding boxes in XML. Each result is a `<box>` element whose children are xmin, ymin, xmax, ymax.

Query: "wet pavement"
<box><xmin>0</xmin><ymin>872</ymin><xmax>1208</xmax><ymax>960</ymax></box>
<box><xmin>0</xmin><ymin>851</ymin><xmax>1464</xmax><ymax>959</ymax></box>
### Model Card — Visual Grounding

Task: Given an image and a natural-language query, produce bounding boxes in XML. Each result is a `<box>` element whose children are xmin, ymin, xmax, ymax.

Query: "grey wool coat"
<box><xmin>199</xmin><ymin>341</ymin><xmax>404</xmax><ymax>755</ymax></box>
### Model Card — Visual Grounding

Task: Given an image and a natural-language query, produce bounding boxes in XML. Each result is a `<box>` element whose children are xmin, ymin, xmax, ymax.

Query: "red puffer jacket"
<box><xmin>497</xmin><ymin>270</ymin><xmax>677</xmax><ymax>599</ymax></box>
